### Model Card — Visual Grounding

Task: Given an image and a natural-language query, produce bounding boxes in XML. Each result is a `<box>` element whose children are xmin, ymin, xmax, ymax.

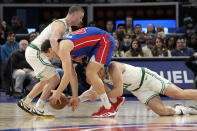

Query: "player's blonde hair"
<box><xmin>68</xmin><ymin>6</ymin><xmax>84</xmax><ymax>14</ymax></box>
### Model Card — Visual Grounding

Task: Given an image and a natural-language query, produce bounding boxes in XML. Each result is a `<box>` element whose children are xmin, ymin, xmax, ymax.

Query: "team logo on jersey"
<box><xmin>72</xmin><ymin>28</ymin><xmax>87</xmax><ymax>35</ymax></box>
<box><xmin>66</xmin><ymin>35</ymin><xmax>72</xmax><ymax>38</ymax></box>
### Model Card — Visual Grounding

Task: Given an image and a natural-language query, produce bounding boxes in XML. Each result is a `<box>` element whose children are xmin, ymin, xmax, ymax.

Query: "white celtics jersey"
<box><xmin>32</xmin><ymin>18</ymin><xmax>71</xmax><ymax>49</ymax></box>
<box><xmin>103</xmin><ymin>64</ymin><xmax>143</xmax><ymax>91</ymax></box>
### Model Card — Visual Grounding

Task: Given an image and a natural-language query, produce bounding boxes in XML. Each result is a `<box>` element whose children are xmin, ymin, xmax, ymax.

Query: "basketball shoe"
<box><xmin>17</xmin><ymin>99</ymin><xmax>34</xmax><ymax>115</ymax></box>
<box><xmin>111</xmin><ymin>97</ymin><xmax>125</xmax><ymax>111</ymax></box>
<box><xmin>31</xmin><ymin>106</ymin><xmax>54</xmax><ymax>117</ymax></box>
<box><xmin>174</xmin><ymin>104</ymin><xmax>188</xmax><ymax>115</ymax></box>
<box><xmin>92</xmin><ymin>105</ymin><xmax>116</xmax><ymax>117</ymax></box>
<box><xmin>31</xmin><ymin>107</ymin><xmax>55</xmax><ymax>117</ymax></box>
<box><xmin>187</xmin><ymin>106</ymin><xmax>197</xmax><ymax>115</ymax></box>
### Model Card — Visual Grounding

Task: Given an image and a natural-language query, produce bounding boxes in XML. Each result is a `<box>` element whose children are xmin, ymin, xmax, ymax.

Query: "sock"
<box><xmin>100</xmin><ymin>93</ymin><xmax>111</xmax><ymax>109</ymax></box>
<box><xmin>110</xmin><ymin>98</ymin><xmax>117</xmax><ymax>103</ymax></box>
<box><xmin>79</xmin><ymin>90</ymin><xmax>89</xmax><ymax>102</ymax></box>
<box><xmin>36</xmin><ymin>99</ymin><xmax>45</xmax><ymax>109</ymax></box>
<box><xmin>79</xmin><ymin>86</ymin><xmax>100</xmax><ymax>102</ymax></box>
<box><xmin>23</xmin><ymin>95</ymin><xmax>32</xmax><ymax>104</ymax></box>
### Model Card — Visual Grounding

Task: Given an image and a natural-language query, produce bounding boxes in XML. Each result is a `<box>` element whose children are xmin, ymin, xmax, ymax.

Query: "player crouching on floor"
<box><xmin>78</xmin><ymin>61</ymin><xmax>197</xmax><ymax>116</ymax></box>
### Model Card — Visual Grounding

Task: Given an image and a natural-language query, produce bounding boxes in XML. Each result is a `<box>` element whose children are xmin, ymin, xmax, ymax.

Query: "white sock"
<box><xmin>100</xmin><ymin>93</ymin><xmax>111</xmax><ymax>109</ymax></box>
<box><xmin>36</xmin><ymin>99</ymin><xmax>45</xmax><ymax>109</ymax></box>
<box><xmin>23</xmin><ymin>95</ymin><xmax>32</xmax><ymax>104</ymax></box>
<box><xmin>110</xmin><ymin>98</ymin><xmax>117</xmax><ymax>103</ymax></box>
<box><xmin>79</xmin><ymin>90</ymin><xmax>90</xmax><ymax>102</ymax></box>
<box><xmin>79</xmin><ymin>86</ymin><xmax>99</xmax><ymax>102</ymax></box>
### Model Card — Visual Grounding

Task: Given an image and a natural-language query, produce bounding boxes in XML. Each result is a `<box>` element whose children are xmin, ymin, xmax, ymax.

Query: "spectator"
<box><xmin>176</xmin><ymin>16</ymin><xmax>194</xmax><ymax>34</ymax></box>
<box><xmin>166</xmin><ymin>36</ymin><xmax>176</xmax><ymax>51</ymax></box>
<box><xmin>1</xmin><ymin>20</ymin><xmax>10</xmax><ymax>37</ymax></box>
<box><xmin>10</xmin><ymin>16</ymin><xmax>28</xmax><ymax>34</ymax></box>
<box><xmin>171</xmin><ymin>36</ymin><xmax>195</xmax><ymax>56</ymax></box>
<box><xmin>188</xmin><ymin>33</ymin><xmax>197</xmax><ymax>52</ymax></box>
<box><xmin>29</xmin><ymin>32</ymin><xmax>38</xmax><ymax>43</ymax></box>
<box><xmin>3</xmin><ymin>39</ymin><xmax>34</xmax><ymax>98</ymax></box>
<box><xmin>136</xmin><ymin>32</ymin><xmax>146</xmax><ymax>47</ymax></box>
<box><xmin>125</xmin><ymin>39</ymin><xmax>145</xmax><ymax>57</ymax></box>
<box><xmin>116</xmin><ymin>24</ymin><xmax>126</xmax><ymax>42</ymax></box>
<box><xmin>142</xmin><ymin>35</ymin><xmax>154</xmax><ymax>57</ymax></box>
<box><xmin>152</xmin><ymin>37</ymin><xmax>171</xmax><ymax>57</ymax></box>
<box><xmin>112</xmin><ymin>39</ymin><xmax>124</xmax><ymax>57</ymax></box>
<box><xmin>156</xmin><ymin>25</ymin><xmax>164</xmax><ymax>33</ymax></box>
<box><xmin>106</xmin><ymin>20</ymin><xmax>114</xmax><ymax>35</ymax></box>
<box><xmin>112</xmin><ymin>31</ymin><xmax>118</xmax><ymax>40</ymax></box>
<box><xmin>120</xmin><ymin>33</ymin><xmax>132</xmax><ymax>52</ymax></box>
<box><xmin>185</xmin><ymin>52</ymin><xmax>197</xmax><ymax>89</ymax></box>
<box><xmin>146</xmin><ymin>24</ymin><xmax>155</xmax><ymax>35</ymax></box>
<box><xmin>154</xmin><ymin>25</ymin><xmax>165</xmax><ymax>40</ymax></box>
<box><xmin>1</xmin><ymin>31</ymin><xmax>19</xmax><ymax>65</ymax></box>
<box><xmin>134</xmin><ymin>24</ymin><xmax>142</xmax><ymax>38</ymax></box>
<box><xmin>0</xmin><ymin>27</ymin><xmax>6</xmax><ymax>45</ymax></box>
<box><xmin>156</xmin><ymin>31</ymin><xmax>166</xmax><ymax>40</ymax></box>
<box><xmin>185</xmin><ymin>23</ymin><xmax>195</xmax><ymax>41</ymax></box>
<box><xmin>125</xmin><ymin>16</ymin><xmax>134</xmax><ymax>35</ymax></box>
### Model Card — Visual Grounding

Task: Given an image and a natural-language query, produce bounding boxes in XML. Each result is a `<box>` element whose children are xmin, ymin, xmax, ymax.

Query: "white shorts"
<box><xmin>25</xmin><ymin>45</ymin><xmax>57</xmax><ymax>80</ymax></box>
<box><xmin>132</xmin><ymin>68</ymin><xmax>172</xmax><ymax>105</ymax></box>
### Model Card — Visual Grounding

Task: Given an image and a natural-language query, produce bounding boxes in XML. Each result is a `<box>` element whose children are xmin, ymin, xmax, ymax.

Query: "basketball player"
<box><xmin>79</xmin><ymin>61</ymin><xmax>197</xmax><ymax>116</ymax></box>
<box><xmin>17</xmin><ymin>6</ymin><xmax>84</xmax><ymax>117</ymax></box>
<box><xmin>41</xmin><ymin>27</ymin><xmax>116</xmax><ymax>117</ymax></box>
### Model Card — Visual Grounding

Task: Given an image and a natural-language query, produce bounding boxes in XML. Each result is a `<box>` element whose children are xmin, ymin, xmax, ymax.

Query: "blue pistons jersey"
<box><xmin>63</xmin><ymin>27</ymin><xmax>115</xmax><ymax>66</ymax></box>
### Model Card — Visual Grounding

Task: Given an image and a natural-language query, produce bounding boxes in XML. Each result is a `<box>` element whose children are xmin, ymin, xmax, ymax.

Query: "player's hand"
<box><xmin>50</xmin><ymin>90</ymin><xmax>62</xmax><ymax>104</ymax></box>
<box><xmin>68</xmin><ymin>97</ymin><xmax>79</xmax><ymax>112</ymax></box>
<box><xmin>85</xmin><ymin>90</ymin><xmax>99</xmax><ymax>101</ymax></box>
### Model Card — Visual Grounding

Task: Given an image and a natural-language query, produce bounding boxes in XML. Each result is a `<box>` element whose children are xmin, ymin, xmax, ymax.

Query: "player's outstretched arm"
<box><xmin>70</xmin><ymin>64</ymin><xmax>78</xmax><ymax>97</ymax></box>
<box><xmin>68</xmin><ymin>64</ymin><xmax>80</xmax><ymax>111</ymax></box>
<box><xmin>50</xmin><ymin>40</ymin><xmax>74</xmax><ymax>104</ymax></box>
<box><xmin>107</xmin><ymin>62</ymin><xmax>124</xmax><ymax>98</ymax></box>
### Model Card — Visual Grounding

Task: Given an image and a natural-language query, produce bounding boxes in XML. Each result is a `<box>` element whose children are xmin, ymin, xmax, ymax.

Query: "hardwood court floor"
<box><xmin>1</xmin><ymin>97</ymin><xmax>197</xmax><ymax>131</ymax></box>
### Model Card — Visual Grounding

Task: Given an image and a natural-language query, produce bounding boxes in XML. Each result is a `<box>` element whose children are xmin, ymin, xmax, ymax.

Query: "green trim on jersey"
<box><xmin>29</xmin><ymin>43</ymin><xmax>40</xmax><ymax>51</ymax></box>
<box><xmin>144</xmin><ymin>94</ymin><xmax>159</xmax><ymax>105</ymax></box>
<box><xmin>29</xmin><ymin>43</ymin><xmax>53</xmax><ymax>67</ymax></box>
<box><xmin>145</xmin><ymin>70</ymin><xmax>165</xmax><ymax>95</ymax></box>
<box><xmin>132</xmin><ymin>67</ymin><xmax>145</xmax><ymax>91</ymax></box>
<box><xmin>36</xmin><ymin>68</ymin><xmax>45</xmax><ymax>79</ymax></box>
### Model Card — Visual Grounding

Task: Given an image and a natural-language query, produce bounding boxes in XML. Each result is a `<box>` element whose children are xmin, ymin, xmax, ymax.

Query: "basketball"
<box><xmin>49</xmin><ymin>94</ymin><xmax>69</xmax><ymax>110</ymax></box>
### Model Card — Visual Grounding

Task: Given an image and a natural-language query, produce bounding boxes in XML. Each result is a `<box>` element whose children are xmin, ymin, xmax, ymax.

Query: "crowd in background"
<box><xmin>0</xmin><ymin>14</ymin><xmax>197</xmax><ymax>98</ymax></box>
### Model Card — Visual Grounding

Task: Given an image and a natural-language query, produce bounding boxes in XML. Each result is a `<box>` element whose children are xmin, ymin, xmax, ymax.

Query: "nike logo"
<box><xmin>37</xmin><ymin>109</ymin><xmax>44</xmax><ymax>114</ymax></box>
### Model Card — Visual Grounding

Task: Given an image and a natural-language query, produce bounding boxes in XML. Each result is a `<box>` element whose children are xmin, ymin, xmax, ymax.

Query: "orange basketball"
<box><xmin>49</xmin><ymin>94</ymin><xmax>68</xmax><ymax>110</ymax></box>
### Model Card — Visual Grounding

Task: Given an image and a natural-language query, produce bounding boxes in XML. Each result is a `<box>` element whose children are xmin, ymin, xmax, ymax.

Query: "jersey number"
<box><xmin>72</xmin><ymin>28</ymin><xmax>87</xmax><ymax>35</ymax></box>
